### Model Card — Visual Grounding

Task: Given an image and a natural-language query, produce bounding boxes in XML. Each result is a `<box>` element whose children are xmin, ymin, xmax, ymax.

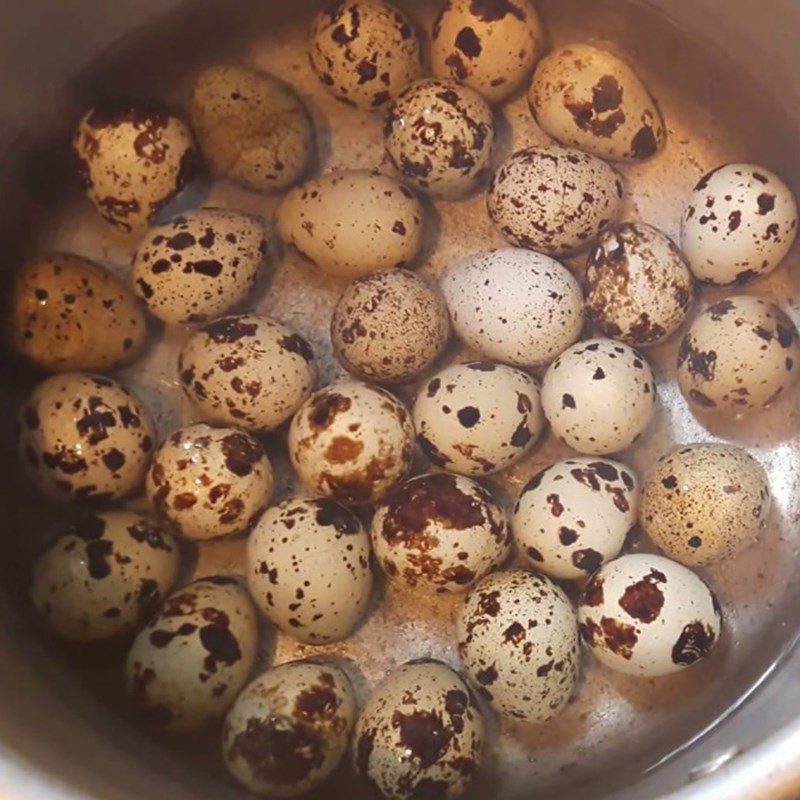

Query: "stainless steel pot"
<box><xmin>0</xmin><ymin>2</ymin><xmax>799</xmax><ymax>799</ymax></box>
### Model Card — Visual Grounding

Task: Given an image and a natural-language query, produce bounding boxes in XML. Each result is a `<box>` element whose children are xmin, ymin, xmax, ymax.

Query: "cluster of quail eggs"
<box><xmin>12</xmin><ymin>0</ymin><xmax>800</xmax><ymax>797</ymax></box>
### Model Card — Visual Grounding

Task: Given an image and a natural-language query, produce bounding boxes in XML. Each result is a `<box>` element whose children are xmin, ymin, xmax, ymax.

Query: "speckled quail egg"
<box><xmin>289</xmin><ymin>380</ymin><xmax>414</xmax><ymax>505</ymax></box>
<box><xmin>513</xmin><ymin>458</ymin><xmax>639</xmax><ymax>580</ymax></box>
<box><xmin>126</xmin><ymin>576</ymin><xmax>258</xmax><ymax>731</ymax></box>
<box><xmin>72</xmin><ymin>100</ymin><xmax>200</xmax><ymax>232</ymax></box>
<box><xmin>9</xmin><ymin>252</ymin><xmax>147</xmax><ymax>373</ymax></box>
<box><xmin>384</xmin><ymin>78</ymin><xmax>494</xmax><ymax>199</ymax></box>
<box><xmin>276</xmin><ymin>170</ymin><xmax>424</xmax><ymax>279</ymax></box>
<box><xmin>371</xmin><ymin>473</ymin><xmax>510</xmax><ymax>593</ymax></box>
<box><xmin>247</xmin><ymin>498</ymin><xmax>372</xmax><ymax>644</ymax></box>
<box><xmin>441</xmin><ymin>248</ymin><xmax>584</xmax><ymax>368</ymax></box>
<box><xmin>19</xmin><ymin>373</ymin><xmax>155</xmax><ymax>503</ymax></box>
<box><xmin>331</xmin><ymin>269</ymin><xmax>450</xmax><ymax>383</ymax></box>
<box><xmin>178</xmin><ymin>315</ymin><xmax>317</xmax><ymax>432</ymax></box>
<box><xmin>353</xmin><ymin>659</ymin><xmax>484</xmax><ymax>800</ymax></box>
<box><xmin>146</xmin><ymin>424</ymin><xmax>273</xmax><ymax>541</ymax></box>
<box><xmin>677</xmin><ymin>295</ymin><xmax>800</xmax><ymax>412</ymax></box>
<box><xmin>681</xmin><ymin>164</ymin><xmax>798</xmax><ymax>285</ymax></box>
<box><xmin>191</xmin><ymin>65</ymin><xmax>315</xmax><ymax>192</ymax></box>
<box><xmin>414</xmin><ymin>361</ymin><xmax>544</xmax><ymax>476</ymax></box>
<box><xmin>431</xmin><ymin>0</ymin><xmax>544</xmax><ymax>105</ymax></box>
<box><xmin>529</xmin><ymin>44</ymin><xmax>666</xmax><ymax>162</ymax></box>
<box><xmin>641</xmin><ymin>443</ymin><xmax>770</xmax><ymax>567</ymax></box>
<box><xmin>132</xmin><ymin>208</ymin><xmax>267</xmax><ymax>325</ymax></box>
<box><xmin>457</xmin><ymin>570</ymin><xmax>579</xmax><ymax>722</ymax></box>
<box><xmin>578</xmin><ymin>553</ymin><xmax>721</xmax><ymax>677</ymax></box>
<box><xmin>488</xmin><ymin>146</ymin><xmax>623</xmax><ymax>256</ymax></box>
<box><xmin>223</xmin><ymin>660</ymin><xmax>356</xmax><ymax>797</ymax></box>
<box><xmin>30</xmin><ymin>511</ymin><xmax>179</xmax><ymax>642</ymax></box>
<box><xmin>541</xmin><ymin>339</ymin><xmax>656</xmax><ymax>455</ymax></box>
<box><xmin>585</xmin><ymin>222</ymin><xmax>694</xmax><ymax>346</ymax></box>
<box><xmin>309</xmin><ymin>0</ymin><xmax>422</xmax><ymax>110</ymax></box>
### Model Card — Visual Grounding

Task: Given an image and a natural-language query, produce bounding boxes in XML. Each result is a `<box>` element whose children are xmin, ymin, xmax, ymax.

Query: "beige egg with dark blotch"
<box><xmin>132</xmin><ymin>208</ymin><xmax>266</xmax><ymax>325</ymax></box>
<box><xmin>384</xmin><ymin>78</ymin><xmax>494</xmax><ymax>199</ymax></box>
<box><xmin>276</xmin><ymin>170</ymin><xmax>424</xmax><ymax>279</ymax></box>
<box><xmin>371</xmin><ymin>473</ymin><xmax>510</xmax><ymax>593</ymax></box>
<box><xmin>223</xmin><ymin>661</ymin><xmax>357</xmax><ymax>797</ymax></box>
<box><xmin>529</xmin><ymin>44</ymin><xmax>666</xmax><ymax>162</ymax></box>
<box><xmin>640</xmin><ymin>443</ymin><xmax>770</xmax><ymax>567</ymax></box>
<box><xmin>19</xmin><ymin>373</ymin><xmax>155</xmax><ymax>503</ymax></box>
<box><xmin>431</xmin><ymin>0</ymin><xmax>544</xmax><ymax>104</ymax></box>
<box><xmin>457</xmin><ymin>570</ymin><xmax>579</xmax><ymax>722</ymax></box>
<box><xmin>146</xmin><ymin>423</ymin><xmax>273</xmax><ymax>541</ymax></box>
<box><xmin>178</xmin><ymin>315</ymin><xmax>317</xmax><ymax>432</ymax></box>
<box><xmin>488</xmin><ymin>146</ymin><xmax>623</xmax><ymax>255</ymax></box>
<box><xmin>585</xmin><ymin>222</ymin><xmax>694</xmax><ymax>347</ymax></box>
<box><xmin>191</xmin><ymin>65</ymin><xmax>315</xmax><ymax>192</ymax></box>
<box><xmin>677</xmin><ymin>296</ymin><xmax>800</xmax><ymax>412</ymax></box>
<box><xmin>353</xmin><ymin>659</ymin><xmax>485</xmax><ymax>800</ymax></box>
<box><xmin>247</xmin><ymin>498</ymin><xmax>373</xmax><ymax>644</ymax></box>
<box><xmin>289</xmin><ymin>380</ymin><xmax>415</xmax><ymax>505</ymax></box>
<box><xmin>578</xmin><ymin>553</ymin><xmax>722</xmax><ymax>677</ymax></box>
<box><xmin>9</xmin><ymin>252</ymin><xmax>147</xmax><ymax>373</ymax></box>
<box><xmin>331</xmin><ymin>270</ymin><xmax>450</xmax><ymax>383</ymax></box>
<box><xmin>309</xmin><ymin>0</ymin><xmax>422</xmax><ymax>110</ymax></box>
<box><xmin>30</xmin><ymin>511</ymin><xmax>179</xmax><ymax>642</ymax></box>
<box><xmin>72</xmin><ymin>100</ymin><xmax>200</xmax><ymax>232</ymax></box>
<box><xmin>125</xmin><ymin>576</ymin><xmax>258</xmax><ymax>732</ymax></box>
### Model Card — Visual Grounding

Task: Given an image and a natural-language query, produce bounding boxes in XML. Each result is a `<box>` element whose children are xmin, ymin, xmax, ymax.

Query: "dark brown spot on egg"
<box><xmin>672</xmin><ymin>620</ymin><xmax>717</xmax><ymax>665</ymax></box>
<box><xmin>618</xmin><ymin>570</ymin><xmax>665</xmax><ymax>623</ymax></box>
<box><xmin>221</xmin><ymin>433</ymin><xmax>263</xmax><ymax>477</ymax></box>
<box><xmin>391</xmin><ymin>709</ymin><xmax>452</xmax><ymax>769</ymax></box>
<box><xmin>572</xmin><ymin>548</ymin><xmax>603</xmax><ymax>574</ymax></box>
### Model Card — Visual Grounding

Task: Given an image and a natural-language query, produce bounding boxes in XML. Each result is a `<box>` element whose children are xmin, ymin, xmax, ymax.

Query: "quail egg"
<box><xmin>178</xmin><ymin>315</ymin><xmax>317</xmax><ymax>432</ymax></box>
<box><xmin>578</xmin><ymin>553</ymin><xmax>722</xmax><ymax>677</ymax></box>
<box><xmin>19</xmin><ymin>373</ymin><xmax>155</xmax><ymax>503</ymax></box>
<box><xmin>353</xmin><ymin>659</ymin><xmax>484</xmax><ymax>800</ymax></box>
<box><xmin>331</xmin><ymin>269</ymin><xmax>451</xmax><ymax>383</ymax></box>
<box><xmin>276</xmin><ymin>170</ymin><xmax>424</xmax><ymax>279</ymax></box>
<box><xmin>513</xmin><ymin>457</ymin><xmax>639</xmax><ymax>580</ymax></box>
<box><xmin>677</xmin><ymin>295</ymin><xmax>800</xmax><ymax>412</ymax></box>
<box><xmin>132</xmin><ymin>208</ymin><xmax>267</xmax><ymax>325</ymax></box>
<box><xmin>488</xmin><ymin>145</ymin><xmax>623</xmax><ymax>255</ymax></box>
<box><xmin>30</xmin><ymin>511</ymin><xmax>179</xmax><ymax>642</ymax></box>
<box><xmin>126</xmin><ymin>576</ymin><xmax>258</xmax><ymax>731</ymax></box>
<box><xmin>384</xmin><ymin>78</ymin><xmax>494</xmax><ymax>198</ymax></box>
<box><xmin>288</xmin><ymin>380</ymin><xmax>415</xmax><ymax>505</ymax></box>
<box><xmin>681</xmin><ymin>164</ymin><xmax>798</xmax><ymax>285</ymax></box>
<box><xmin>371</xmin><ymin>473</ymin><xmax>510</xmax><ymax>593</ymax></box>
<box><xmin>457</xmin><ymin>570</ymin><xmax>579</xmax><ymax>722</ymax></box>
<box><xmin>309</xmin><ymin>0</ymin><xmax>422</xmax><ymax>110</ymax></box>
<box><xmin>223</xmin><ymin>660</ymin><xmax>356</xmax><ymax>797</ymax></box>
<box><xmin>146</xmin><ymin>424</ymin><xmax>273</xmax><ymax>541</ymax></box>
<box><xmin>72</xmin><ymin>99</ymin><xmax>200</xmax><ymax>232</ymax></box>
<box><xmin>191</xmin><ymin>65</ymin><xmax>315</xmax><ymax>192</ymax></box>
<box><xmin>247</xmin><ymin>497</ymin><xmax>373</xmax><ymax>644</ymax></box>
<box><xmin>541</xmin><ymin>339</ymin><xmax>657</xmax><ymax>455</ymax></box>
<box><xmin>441</xmin><ymin>248</ymin><xmax>584</xmax><ymax>368</ymax></box>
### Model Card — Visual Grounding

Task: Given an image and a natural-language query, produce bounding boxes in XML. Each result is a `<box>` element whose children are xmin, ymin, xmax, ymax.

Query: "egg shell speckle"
<box><xmin>19</xmin><ymin>372</ymin><xmax>155</xmax><ymax>503</ymax></box>
<box><xmin>132</xmin><ymin>208</ymin><xmax>267</xmax><ymax>325</ymax></box>
<box><xmin>353</xmin><ymin>659</ymin><xmax>484</xmax><ymax>800</ymax></box>
<box><xmin>223</xmin><ymin>660</ymin><xmax>356</xmax><ymax>797</ymax></box>
<box><xmin>541</xmin><ymin>339</ymin><xmax>657</xmax><ymax>455</ymax></box>
<box><xmin>178</xmin><ymin>314</ymin><xmax>318</xmax><ymax>432</ymax></box>
<box><xmin>677</xmin><ymin>295</ymin><xmax>800</xmax><ymax>412</ymax></box>
<box><xmin>457</xmin><ymin>570</ymin><xmax>579</xmax><ymax>722</ymax></box>
<box><xmin>125</xmin><ymin>576</ymin><xmax>258</xmax><ymax>731</ymax></box>
<box><xmin>30</xmin><ymin>511</ymin><xmax>179</xmax><ymax>642</ymax></box>
<box><xmin>681</xmin><ymin>163</ymin><xmax>799</xmax><ymax>286</ymax></box>
<box><xmin>488</xmin><ymin>145</ymin><xmax>624</xmax><ymax>255</ymax></box>
<box><xmin>578</xmin><ymin>553</ymin><xmax>722</xmax><ymax>677</ymax></box>
<box><xmin>640</xmin><ymin>443</ymin><xmax>771</xmax><ymax>567</ymax></box>
<box><xmin>513</xmin><ymin>457</ymin><xmax>639</xmax><ymax>580</ymax></box>
<box><xmin>441</xmin><ymin>247</ymin><xmax>584</xmax><ymax>368</ymax></box>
